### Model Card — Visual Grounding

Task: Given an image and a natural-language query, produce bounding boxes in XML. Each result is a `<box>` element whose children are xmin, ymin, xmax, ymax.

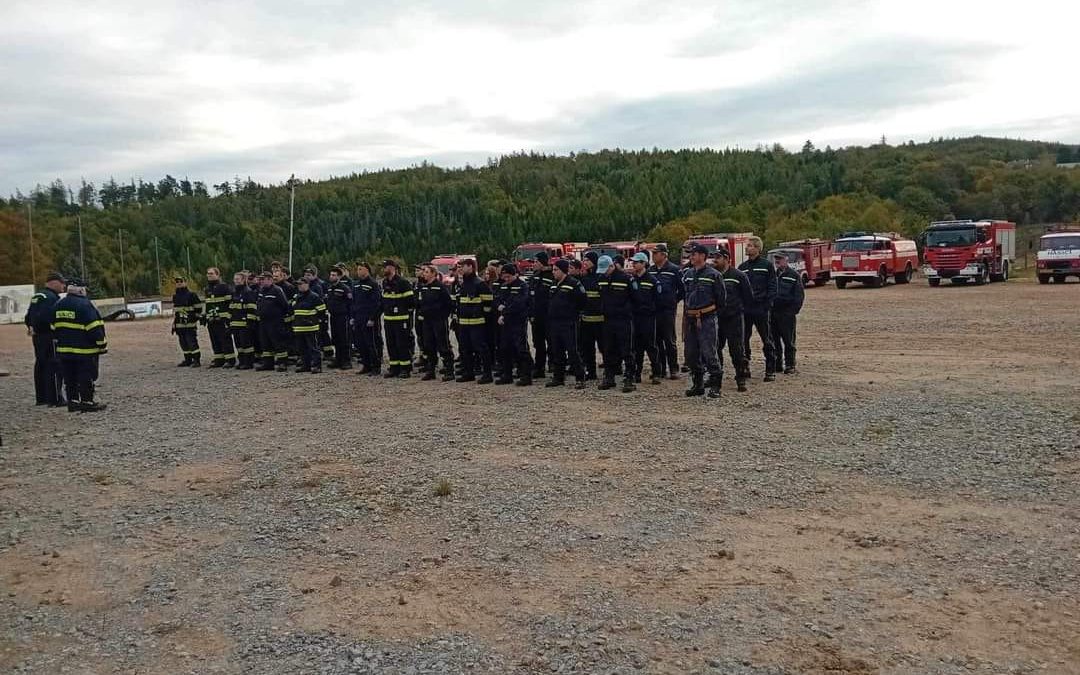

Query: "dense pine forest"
<box><xmin>2</xmin><ymin>136</ymin><xmax>1078</xmax><ymax>297</ymax></box>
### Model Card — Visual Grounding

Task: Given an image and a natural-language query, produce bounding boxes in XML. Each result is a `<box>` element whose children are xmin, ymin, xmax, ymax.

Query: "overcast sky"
<box><xmin>2</xmin><ymin>0</ymin><xmax>1077</xmax><ymax>198</ymax></box>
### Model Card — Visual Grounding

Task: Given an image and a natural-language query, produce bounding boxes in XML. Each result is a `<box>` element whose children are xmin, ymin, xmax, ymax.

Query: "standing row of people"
<box><xmin>167</xmin><ymin>237</ymin><xmax>803</xmax><ymax>397</ymax></box>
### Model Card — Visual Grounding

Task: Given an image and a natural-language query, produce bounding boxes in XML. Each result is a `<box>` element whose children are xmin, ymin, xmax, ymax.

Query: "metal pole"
<box><xmin>27</xmin><ymin>204</ymin><xmax>36</xmax><ymax>283</ymax></box>
<box><xmin>186</xmin><ymin>247</ymin><xmax>192</xmax><ymax>279</ymax></box>
<box><xmin>288</xmin><ymin>174</ymin><xmax>296</xmax><ymax>272</ymax></box>
<box><xmin>118</xmin><ymin>229</ymin><xmax>128</xmax><ymax>301</ymax></box>
<box><xmin>77</xmin><ymin>214</ymin><xmax>86</xmax><ymax>282</ymax></box>
<box><xmin>154</xmin><ymin>236</ymin><xmax>161</xmax><ymax>294</ymax></box>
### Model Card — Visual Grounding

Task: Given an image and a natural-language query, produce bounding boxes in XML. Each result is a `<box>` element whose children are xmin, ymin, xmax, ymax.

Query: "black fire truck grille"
<box><xmin>1045</xmin><ymin>260</ymin><xmax>1072</xmax><ymax>270</ymax></box>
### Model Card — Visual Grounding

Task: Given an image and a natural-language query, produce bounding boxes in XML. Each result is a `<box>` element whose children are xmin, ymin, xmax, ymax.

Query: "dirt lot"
<box><xmin>1</xmin><ymin>280</ymin><xmax>1078</xmax><ymax>674</ymax></box>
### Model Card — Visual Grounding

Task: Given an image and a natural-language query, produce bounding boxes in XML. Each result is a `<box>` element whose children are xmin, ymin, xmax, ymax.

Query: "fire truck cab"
<box><xmin>430</xmin><ymin>254</ymin><xmax>475</xmax><ymax>286</ymax></box>
<box><xmin>768</xmin><ymin>238</ymin><xmax>833</xmax><ymax>286</ymax></box>
<box><xmin>922</xmin><ymin>219</ymin><xmax>1016</xmax><ymax>286</ymax></box>
<box><xmin>830</xmin><ymin>232</ymin><xmax>918</xmax><ymax>288</ymax></box>
<box><xmin>1037</xmin><ymin>225</ymin><xmax>1080</xmax><ymax>284</ymax></box>
<box><xmin>680</xmin><ymin>233</ymin><xmax>754</xmax><ymax>267</ymax></box>
<box><xmin>512</xmin><ymin>243</ymin><xmax>564</xmax><ymax>275</ymax></box>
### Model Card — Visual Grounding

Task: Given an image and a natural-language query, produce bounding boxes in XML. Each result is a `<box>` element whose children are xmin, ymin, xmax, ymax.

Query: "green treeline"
<box><xmin>2</xmin><ymin>135</ymin><xmax>1078</xmax><ymax>297</ymax></box>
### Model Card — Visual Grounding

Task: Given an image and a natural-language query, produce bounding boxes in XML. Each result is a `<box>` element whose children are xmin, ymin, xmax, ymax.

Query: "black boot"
<box><xmin>545</xmin><ymin>374</ymin><xmax>565</xmax><ymax>388</ymax></box>
<box><xmin>685</xmin><ymin>373</ymin><xmax>705</xmax><ymax>397</ymax></box>
<box><xmin>384</xmin><ymin>366</ymin><xmax>398</xmax><ymax>378</ymax></box>
<box><xmin>190</xmin><ymin>358</ymin><xmax>201</xmax><ymax>368</ymax></box>
<box><xmin>707</xmin><ymin>374</ymin><xmax>722</xmax><ymax>399</ymax></box>
<box><xmin>574</xmin><ymin>377</ymin><xmax>587</xmax><ymax>390</ymax></box>
<box><xmin>421</xmin><ymin>370</ymin><xmax>436</xmax><ymax>381</ymax></box>
<box><xmin>176</xmin><ymin>359</ymin><xmax>190</xmax><ymax>367</ymax></box>
<box><xmin>764</xmin><ymin>371</ymin><xmax>776</xmax><ymax>382</ymax></box>
<box><xmin>598</xmin><ymin>373</ymin><xmax>616</xmax><ymax>391</ymax></box>
<box><xmin>621</xmin><ymin>377</ymin><xmax>636</xmax><ymax>393</ymax></box>
<box><xmin>736</xmin><ymin>378</ymin><xmax>748</xmax><ymax>392</ymax></box>
<box><xmin>476</xmin><ymin>372</ymin><xmax>494</xmax><ymax>385</ymax></box>
<box><xmin>81</xmin><ymin>400</ymin><xmax>107</xmax><ymax>412</ymax></box>
<box><xmin>223</xmin><ymin>359</ymin><xmax>236</xmax><ymax>368</ymax></box>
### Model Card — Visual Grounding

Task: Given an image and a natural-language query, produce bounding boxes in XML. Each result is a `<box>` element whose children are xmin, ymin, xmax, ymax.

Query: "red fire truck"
<box><xmin>922</xmin><ymin>219</ymin><xmax>1016</xmax><ymax>286</ymax></box>
<box><xmin>430</xmin><ymin>254</ymin><xmax>475</xmax><ymax>286</ymax></box>
<box><xmin>680</xmin><ymin>233</ymin><xmax>755</xmax><ymax>266</ymax></box>
<box><xmin>768</xmin><ymin>238</ymin><xmax>833</xmax><ymax>286</ymax></box>
<box><xmin>512</xmin><ymin>243</ymin><xmax>564</xmax><ymax>275</ymax></box>
<box><xmin>1036</xmin><ymin>225</ymin><xmax>1080</xmax><ymax>284</ymax></box>
<box><xmin>562</xmin><ymin>242</ymin><xmax>590</xmax><ymax>260</ymax></box>
<box><xmin>830</xmin><ymin>232</ymin><xmax>919</xmax><ymax>288</ymax></box>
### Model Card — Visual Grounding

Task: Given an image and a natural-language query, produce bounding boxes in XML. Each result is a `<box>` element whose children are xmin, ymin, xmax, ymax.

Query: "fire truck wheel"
<box><xmin>1038</xmin><ymin>274</ymin><xmax>1050</xmax><ymax>284</ymax></box>
<box><xmin>974</xmin><ymin>264</ymin><xmax>989</xmax><ymax>285</ymax></box>
<box><xmin>928</xmin><ymin>278</ymin><xmax>941</xmax><ymax>287</ymax></box>
<box><xmin>867</xmin><ymin>267</ymin><xmax>887</xmax><ymax>288</ymax></box>
<box><xmin>990</xmin><ymin>261</ymin><xmax>1009</xmax><ymax>282</ymax></box>
<box><xmin>894</xmin><ymin>264</ymin><xmax>912</xmax><ymax>285</ymax></box>
<box><xmin>835</xmin><ymin>279</ymin><xmax>848</xmax><ymax>289</ymax></box>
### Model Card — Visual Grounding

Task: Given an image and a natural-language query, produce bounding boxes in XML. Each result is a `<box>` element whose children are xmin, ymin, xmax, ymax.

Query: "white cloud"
<box><xmin>2</xmin><ymin>0</ymin><xmax>1078</xmax><ymax>196</ymax></box>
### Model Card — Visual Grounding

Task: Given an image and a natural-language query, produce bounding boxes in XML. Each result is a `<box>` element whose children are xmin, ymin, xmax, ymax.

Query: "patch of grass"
<box><xmin>434</xmin><ymin>478</ymin><xmax>453</xmax><ymax>498</ymax></box>
<box><xmin>91</xmin><ymin>473</ymin><xmax>114</xmax><ymax>486</ymax></box>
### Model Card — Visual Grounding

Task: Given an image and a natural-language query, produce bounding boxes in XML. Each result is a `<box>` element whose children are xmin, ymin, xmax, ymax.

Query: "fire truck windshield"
<box><xmin>834</xmin><ymin>240</ymin><xmax>875</xmax><ymax>252</ymax></box>
<box><xmin>926</xmin><ymin>228</ymin><xmax>976</xmax><ymax>247</ymax></box>
<box><xmin>434</xmin><ymin>263</ymin><xmax>452</xmax><ymax>275</ymax></box>
<box><xmin>512</xmin><ymin>248</ymin><xmax>543</xmax><ymax>261</ymax></box>
<box><xmin>1041</xmin><ymin>236</ymin><xmax>1080</xmax><ymax>250</ymax></box>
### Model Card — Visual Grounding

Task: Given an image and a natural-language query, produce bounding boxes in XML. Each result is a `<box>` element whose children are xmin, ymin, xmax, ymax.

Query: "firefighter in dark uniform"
<box><xmin>547</xmin><ymin>259</ymin><xmax>588</xmax><ymax>389</ymax></box>
<box><xmin>713</xmin><ymin>249</ymin><xmax>753</xmax><ymax>392</ymax></box>
<box><xmin>737</xmin><ymin>236</ymin><xmax>779</xmax><ymax>382</ymax></box>
<box><xmin>171</xmin><ymin>276</ymin><xmax>203</xmax><ymax>367</ymax></box>
<box><xmin>629</xmin><ymin>252</ymin><xmax>663</xmax><ymax>385</ymax></box>
<box><xmin>203</xmin><ymin>267</ymin><xmax>235</xmax><ymax>368</ymax></box>
<box><xmin>495</xmin><ymin>264</ymin><xmax>534</xmax><ymax>386</ymax></box>
<box><xmin>770</xmin><ymin>251</ymin><xmax>805</xmax><ymax>375</ymax></box>
<box><xmin>227</xmin><ymin>271</ymin><xmax>257</xmax><ymax>369</ymax></box>
<box><xmin>381</xmin><ymin>259</ymin><xmax>415</xmax><ymax>378</ymax></box>
<box><xmin>256</xmin><ymin>271</ymin><xmax>291</xmax><ymax>371</ymax></box>
<box><xmin>681</xmin><ymin>244</ymin><xmax>726</xmax><ymax>398</ymax></box>
<box><xmin>272</xmin><ymin>267</ymin><xmax>297</xmax><ymax>362</ymax></box>
<box><xmin>51</xmin><ymin>279</ymin><xmax>107</xmax><ymax>412</ymax></box>
<box><xmin>649</xmin><ymin>244</ymin><xmax>684</xmax><ymax>379</ymax></box>
<box><xmin>529</xmin><ymin>252</ymin><xmax>555</xmax><ymax>378</ymax></box>
<box><xmin>291</xmin><ymin>276</ymin><xmax>326</xmax><ymax>373</ymax></box>
<box><xmin>325</xmin><ymin>265</ymin><xmax>353</xmax><ymax>369</ymax></box>
<box><xmin>597</xmin><ymin>255</ymin><xmax>637</xmax><ymax>393</ymax></box>
<box><xmin>455</xmin><ymin>259</ymin><xmax>494</xmax><ymax>384</ymax></box>
<box><xmin>351</xmin><ymin>263</ymin><xmax>383</xmax><ymax>375</ymax></box>
<box><xmin>416</xmin><ymin>263</ymin><xmax>455</xmax><ymax>381</ymax></box>
<box><xmin>302</xmin><ymin>266</ymin><xmax>334</xmax><ymax>363</ymax></box>
<box><xmin>484</xmin><ymin>260</ymin><xmax>502</xmax><ymax>376</ymax></box>
<box><xmin>577</xmin><ymin>252</ymin><xmax>603</xmax><ymax>380</ymax></box>
<box><xmin>24</xmin><ymin>272</ymin><xmax>65</xmax><ymax>406</ymax></box>
<box><xmin>246</xmin><ymin>274</ymin><xmax>263</xmax><ymax>366</ymax></box>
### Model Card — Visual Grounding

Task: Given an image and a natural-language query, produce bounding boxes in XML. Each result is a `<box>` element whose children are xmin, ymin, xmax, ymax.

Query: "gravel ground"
<box><xmin>1</xmin><ymin>280</ymin><xmax>1078</xmax><ymax>674</ymax></box>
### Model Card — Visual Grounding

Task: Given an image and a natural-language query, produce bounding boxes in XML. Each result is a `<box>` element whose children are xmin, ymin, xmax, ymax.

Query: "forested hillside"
<box><xmin>2</xmin><ymin>136</ymin><xmax>1078</xmax><ymax>297</ymax></box>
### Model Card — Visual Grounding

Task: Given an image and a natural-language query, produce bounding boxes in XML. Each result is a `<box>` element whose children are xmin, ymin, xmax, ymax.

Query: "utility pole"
<box><xmin>287</xmin><ymin>174</ymin><xmax>297</xmax><ymax>272</ymax></box>
<box><xmin>27</xmin><ymin>203</ymin><xmax>36</xmax><ymax>283</ymax></box>
<box><xmin>117</xmin><ymin>229</ymin><xmax>128</xmax><ymax>301</ymax></box>
<box><xmin>154</xmin><ymin>236</ymin><xmax>161</xmax><ymax>294</ymax></box>
<box><xmin>186</xmin><ymin>246</ymin><xmax>192</xmax><ymax>279</ymax></box>
<box><xmin>77</xmin><ymin>214</ymin><xmax>86</xmax><ymax>282</ymax></box>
